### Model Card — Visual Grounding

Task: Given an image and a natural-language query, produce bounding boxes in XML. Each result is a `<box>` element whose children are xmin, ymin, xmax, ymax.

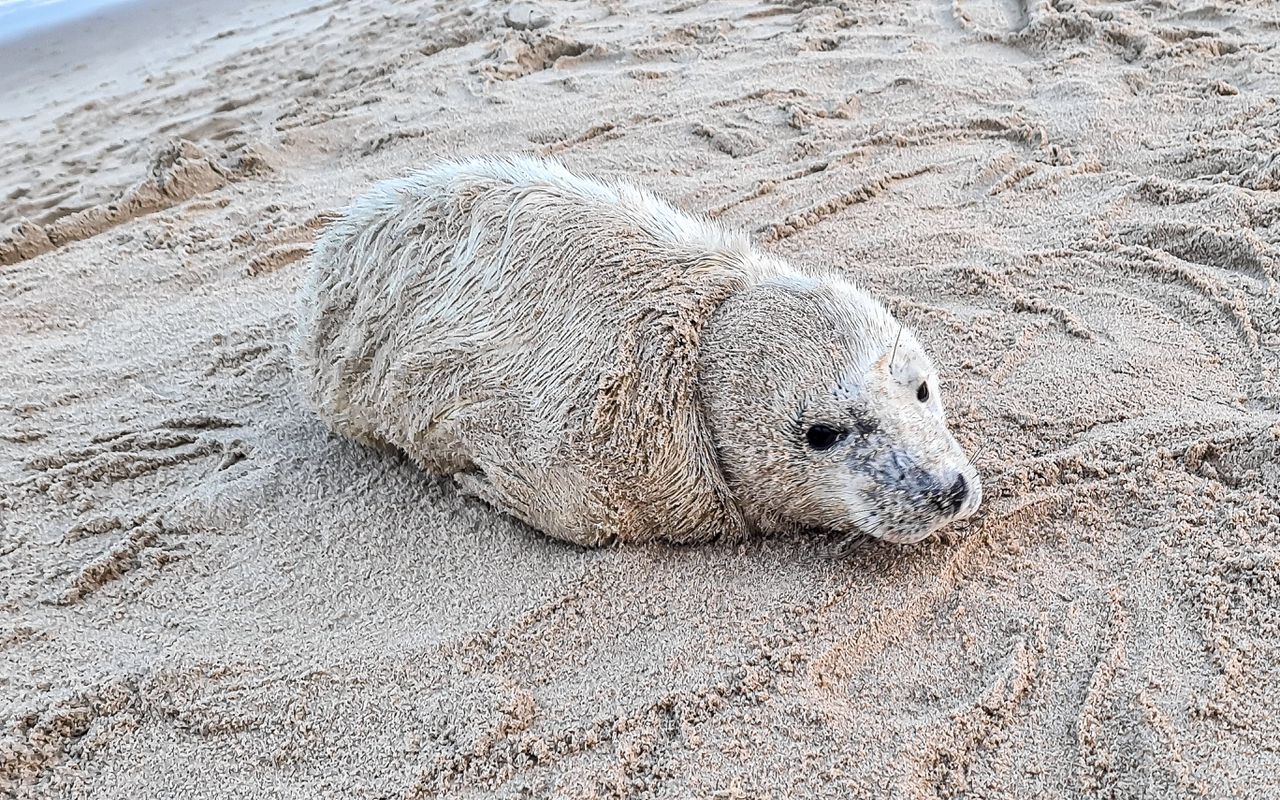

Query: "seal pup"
<box><xmin>293</xmin><ymin>155</ymin><xmax>981</xmax><ymax>549</ymax></box>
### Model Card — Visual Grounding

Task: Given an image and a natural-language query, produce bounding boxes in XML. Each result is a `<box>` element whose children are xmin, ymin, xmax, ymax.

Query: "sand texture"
<box><xmin>2</xmin><ymin>0</ymin><xmax>1279</xmax><ymax>797</ymax></box>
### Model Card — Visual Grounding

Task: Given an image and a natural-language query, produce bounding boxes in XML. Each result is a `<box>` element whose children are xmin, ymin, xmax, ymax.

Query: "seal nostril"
<box><xmin>946</xmin><ymin>474</ymin><xmax>968</xmax><ymax>514</ymax></box>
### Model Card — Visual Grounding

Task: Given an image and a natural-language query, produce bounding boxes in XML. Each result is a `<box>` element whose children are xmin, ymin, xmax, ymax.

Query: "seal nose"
<box><xmin>942</xmin><ymin>474</ymin><xmax>968</xmax><ymax>515</ymax></box>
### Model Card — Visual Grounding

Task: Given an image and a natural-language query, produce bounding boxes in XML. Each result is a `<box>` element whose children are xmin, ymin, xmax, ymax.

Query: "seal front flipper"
<box><xmin>390</xmin><ymin>356</ymin><xmax>611</xmax><ymax>545</ymax></box>
<box><xmin>452</xmin><ymin>463</ymin><xmax>613</xmax><ymax>547</ymax></box>
<box><xmin>453</xmin><ymin>469</ymin><xmax>535</xmax><ymax>528</ymax></box>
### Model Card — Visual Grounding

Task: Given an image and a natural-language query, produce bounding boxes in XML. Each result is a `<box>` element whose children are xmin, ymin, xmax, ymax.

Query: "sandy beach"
<box><xmin>2</xmin><ymin>0</ymin><xmax>1279</xmax><ymax>797</ymax></box>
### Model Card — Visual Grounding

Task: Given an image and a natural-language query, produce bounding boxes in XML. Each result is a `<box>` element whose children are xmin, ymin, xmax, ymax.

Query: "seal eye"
<box><xmin>805</xmin><ymin>424</ymin><xmax>848</xmax><ymax>451</ymax></box>
<box><xmin>916</xmin><ymin>382</ymin><xmax>930</xmax><ymax>403</ymax></box>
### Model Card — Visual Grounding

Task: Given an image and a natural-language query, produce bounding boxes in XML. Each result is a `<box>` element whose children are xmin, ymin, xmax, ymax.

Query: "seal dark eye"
<box><xmin>916</xmin><ymin>382</ymin><xmax>930</xmax><ymax>403</ymax></box>
<box><xmin>805</xmin><ymin>424</ymin><xmax>848</xmax><ymax>451</ymax></box>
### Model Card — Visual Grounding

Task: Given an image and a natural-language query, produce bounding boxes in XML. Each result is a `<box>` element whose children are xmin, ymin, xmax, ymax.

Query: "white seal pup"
<box><xmin>293</xmin><ymin>155</ymin><xmax>981</xmax><ymax>549</ymax></box>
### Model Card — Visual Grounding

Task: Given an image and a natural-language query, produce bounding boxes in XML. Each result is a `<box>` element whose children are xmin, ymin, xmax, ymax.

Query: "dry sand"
<box><xmin>2</xmin><ymin>0</ymin><xmax>1279</xmax><ymax>797</ymax></box>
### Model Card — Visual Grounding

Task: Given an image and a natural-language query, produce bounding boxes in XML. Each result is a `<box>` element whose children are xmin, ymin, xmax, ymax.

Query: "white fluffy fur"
<box><xmin>293</xmin><ymin>155</ymin><xmax>980</xmax><ymax>547</ymax></box>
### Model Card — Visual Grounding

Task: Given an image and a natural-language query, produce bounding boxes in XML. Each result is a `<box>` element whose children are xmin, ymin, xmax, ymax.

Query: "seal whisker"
<box><xmin>966</xmin><ymin>442</ymin><xmax>987</xmax><ymax>468</ymax></box>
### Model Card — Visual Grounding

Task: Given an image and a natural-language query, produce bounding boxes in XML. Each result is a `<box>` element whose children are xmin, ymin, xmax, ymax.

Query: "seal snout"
<box><xmin>941</xmin><ymin>473</ymin><xmax>969</xmax><ymax>515</ymax></box>
<box><xmin>946</xmin><ymin>461</ymin><xmax>984</xmax><ymax>524</ymax></box>
<box><xmin>918</xmin><ymin>467</ymin><xmax>977</xmax><ymax>521</ymax></box>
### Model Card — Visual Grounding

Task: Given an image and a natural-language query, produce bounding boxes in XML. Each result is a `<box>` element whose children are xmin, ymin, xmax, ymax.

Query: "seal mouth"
<box><xmin>818</xmin><ymin>511</ymin><xmax>929</xmax><ymax>557</ymax></box>
<box><xmin>825</xmin><ymin>464</ymin><xmax>983</xmax><ymax>554</ymax></box>
<box><xmin>823</xmin><ymin>514</ymin><xmax>953</xmax><ymax>555</ymax></box>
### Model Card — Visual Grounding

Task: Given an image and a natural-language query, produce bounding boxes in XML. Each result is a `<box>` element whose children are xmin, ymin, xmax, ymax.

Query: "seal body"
<box><xmin>293</xmin><ymin>155</ymin><xmax>981</xmax><ymax>548</ymax></box>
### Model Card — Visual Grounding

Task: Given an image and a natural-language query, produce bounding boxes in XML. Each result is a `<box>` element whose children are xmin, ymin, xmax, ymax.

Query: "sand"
<box><xmin>1</xmin><ymin>0</ymin><xmax>1278</xmax><ymax>797</ymax></box>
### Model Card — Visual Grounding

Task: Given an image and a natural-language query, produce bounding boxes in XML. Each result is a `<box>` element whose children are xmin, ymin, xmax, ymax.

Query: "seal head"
<box><xmin>698</xmin><ymin>271</ymin><xmax>982</xmax><ymax>548</ymax></box>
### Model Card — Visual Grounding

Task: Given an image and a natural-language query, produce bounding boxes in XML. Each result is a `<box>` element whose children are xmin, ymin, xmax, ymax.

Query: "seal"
<box><xmin>292</xmin><ymin>154</ymin><xmax>981</xmax><ymax>549</ymax></box>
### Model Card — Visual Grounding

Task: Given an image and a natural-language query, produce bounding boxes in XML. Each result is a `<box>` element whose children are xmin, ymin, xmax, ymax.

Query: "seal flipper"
<box><xmin>390</xmin><ymin>354</ymin><xmax>613</xmax><ymax>545</ymax></box>
<box><xmin>453</xmin><ymin>464</ymin><xmax>613</xmax><ymax>547</ymax></box>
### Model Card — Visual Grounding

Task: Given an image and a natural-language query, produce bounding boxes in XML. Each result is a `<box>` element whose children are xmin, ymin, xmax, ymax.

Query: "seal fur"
<box><xmin>293</xmin><ymin>154</ymin><xmax>981</xmax><ymax>548</ymax></box>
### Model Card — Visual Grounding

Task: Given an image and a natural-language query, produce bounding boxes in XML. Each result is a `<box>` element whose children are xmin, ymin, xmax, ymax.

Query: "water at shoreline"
<box><xmin>0</xmin><ymin>0</ymin><xmax>138</xmax><ymax>42</ymax></box>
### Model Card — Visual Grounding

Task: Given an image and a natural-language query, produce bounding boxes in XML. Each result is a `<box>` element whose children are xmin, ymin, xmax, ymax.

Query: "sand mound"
<box><xmin>1</xmin><ymin>139</ymin><xmax>268</xmax><ymax>267</ymax></box>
